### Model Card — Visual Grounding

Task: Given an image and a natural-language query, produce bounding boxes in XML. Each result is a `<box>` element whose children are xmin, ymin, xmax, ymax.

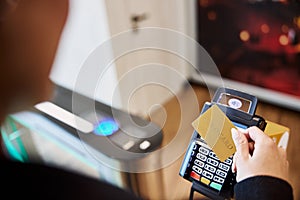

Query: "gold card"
<box><xmin>264</xmin><ymin>120</ymin><xmax>290</xmax><ymax>148</ymax></box>
<box><xmin>192</xmin><ymin>104</ymin><xmax>236</xmax><ymax>162</ymax></box>
<box><xmin>191</xmin><ymin>104</ymin><xmax>290</xmax><ymax>162</ymax></box>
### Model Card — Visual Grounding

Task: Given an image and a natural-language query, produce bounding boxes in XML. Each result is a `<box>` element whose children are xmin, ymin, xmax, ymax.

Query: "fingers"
<box><xmin>232</xmin><ymin>153</ymin><xmax>237</xmax><ymax>173</ymax></box>
<box><xmin>278</xmin><ymin>146</ymin><xmax>290</xmax><ymax>179</ymax></box>
<box><xmin>278</xmin><ymin>146</ymin><xmax>287</xmax><ymax>161</ymax></box>
<box><xmin>278</xmin><ymin>132</ymin><xmax>289</xmax><ymax>150</ymax></box>
<box><xmin>231</xmin><ymin>141</ymin><xmax>253</xmax><ymax>173</ymax></box>
<box><xmin>231</xmin><ymin>128</ymin><xmax>249</xmax><ymax>161</ymax></box>
<box><xmin>248</xmin><ymin>141</ymin><xmax>254</xmax><ymax>155</ymax></box>
<box><xmin>247</xmin><ymin>126</ymin><xmax>270</xmax><ymax>144</ymax></box>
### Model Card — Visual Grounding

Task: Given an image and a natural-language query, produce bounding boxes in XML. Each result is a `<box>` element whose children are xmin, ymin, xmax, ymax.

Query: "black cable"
<box><xmin>189</xmin><ymin>185</ymin><xmax>195</xmax><ymax>200</ymax></box>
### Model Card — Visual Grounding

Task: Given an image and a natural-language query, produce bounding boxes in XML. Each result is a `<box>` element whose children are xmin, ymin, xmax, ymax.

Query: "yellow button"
<box><xmin>201</xmin><ymin>177</ymin><xmax>210</xmax><ymax>185</ymax></box>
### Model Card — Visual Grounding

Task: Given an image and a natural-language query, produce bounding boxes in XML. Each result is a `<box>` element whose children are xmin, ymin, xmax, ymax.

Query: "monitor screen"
<box><xmin>194</xmin><ymin>0</ymin><xmax>300</xmax><ymax>109</ymax></box>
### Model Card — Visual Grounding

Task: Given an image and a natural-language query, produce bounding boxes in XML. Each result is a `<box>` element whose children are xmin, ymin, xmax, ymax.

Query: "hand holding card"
<box><xmin>191</xmin><ymin>104</ymin><xmax>236</xmax><ymax>162</ymax></box>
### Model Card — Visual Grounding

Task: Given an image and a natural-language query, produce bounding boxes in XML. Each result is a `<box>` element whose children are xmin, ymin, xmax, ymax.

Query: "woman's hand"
<box><xmin>231</xmin><ymin>126</ymin><xmax>289</xmax><ymax>183</ymax></box>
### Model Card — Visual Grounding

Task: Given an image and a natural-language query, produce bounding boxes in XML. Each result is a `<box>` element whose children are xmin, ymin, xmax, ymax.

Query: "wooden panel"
<box><xmin>256</xmin><ymin>100</ymin><xmax>300</xmax><ymax>200</ymax></box>
<box><xmin>133</xmin><ymin>84</ymin><xmax>209</xmax><ymax>199</ymax></box>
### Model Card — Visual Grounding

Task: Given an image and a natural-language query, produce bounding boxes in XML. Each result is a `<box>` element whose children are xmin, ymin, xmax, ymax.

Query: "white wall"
<box><xmin>104</xmin><ymin>0</ymin><xmax>191</xmax><ymax>117</ymax></box>
<box><xmin>50</xmin><ymin>0</ymin><xmax>122</xmax><ymax>108</ymax></box>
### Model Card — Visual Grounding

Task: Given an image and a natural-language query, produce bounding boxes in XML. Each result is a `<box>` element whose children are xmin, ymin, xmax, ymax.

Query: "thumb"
<box><xmin>231</xmin><ymin>128</ymin><xmax>249</xmax><ymax>161</ymax></box>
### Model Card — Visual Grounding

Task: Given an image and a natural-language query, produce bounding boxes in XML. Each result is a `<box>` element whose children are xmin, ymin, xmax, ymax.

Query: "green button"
<box><xmin>210</xmin><ymin>182</ymin><xmax>222</xmax><ymax>191</ymax></box>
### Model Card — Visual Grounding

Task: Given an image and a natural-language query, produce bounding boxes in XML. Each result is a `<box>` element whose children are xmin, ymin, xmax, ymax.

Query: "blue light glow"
<box><xmin>94</xmin><ymin>118</ymin><xmax>119</xmax><ymax>136</ymax></box>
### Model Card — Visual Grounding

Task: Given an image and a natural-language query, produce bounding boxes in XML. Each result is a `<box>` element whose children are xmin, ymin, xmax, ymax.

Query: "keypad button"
<box><xmin>210</xmin><ymin>182</ymin><xmax>222</xmax><ymax>191</ymax></box>
<box><xmin>199</xmin><ymin>147</ymin><xmax>209</xmax><ymax>155</ymax></box>
<box><xmin>209</xmin><ymin>151</ymin><xmax>218</xmax><ymax>159</ymax></box>
<box><xmin>193</xmin><ymin>144</ymin><xmax>197</xmax><ymax>150</ymax></box>
<box><xmin>192</xmin><ymin>165</ymin><xmax>203</xmax><ymax>175</ymax></box>
<box><xmin>219</xmin><ymin>163</ymin><xmax>230</xmax><ymax>172</ymax></box>
<box><xmin>190</xmin><ymin>171</ymin><xmax>200</xmax><ymax>181</ymax></box>
<box><xmin>197</xmin><ymin>153</ymin><xmax>207</xmax><ymax>162</ymax></box>
<box><xmin>204</xmin><ymin>164</ymin><xmax>216</xmax><ymax>173</ymax></box>
<box><xmin>201</xmin><ymin>177</ymin><xmax>210</xmax><ymax>185</ymax></box>
<box><xmin>186</xmin><ymin>140</ymin><xmax>234</xmax><ymax>193</ymax></box>
<box><xmin>213</xmin><ymin>176</ymin><xmax>225</xmax><ymax>184</ymax></box>
<box><xmin>207</xmin><ymin>158</ymin><xmax>219</xmax><ymax>167</ymax></box>
<box><xmin>202</xmin><ymin>170</ymin><xmax>213</xmax><ymax>179</ymax></box>
<box><xmin>194</xmin><ymin>159</ymin><xmax>204</xmax><ymax>168</ymax></box>
<box><xmin>224</xmin><ymin>158</ymin><xmax>232</xmax><ymax>165</ymax></box>
<box><xmin>216</xmin><ymin>169</ymin><xmax>227</xmax><ymax>178</ymax></box>
<box><xmin>191</xmin><ymin>151</ymin><xmax>195</xmax><ymax>156</ymax></box>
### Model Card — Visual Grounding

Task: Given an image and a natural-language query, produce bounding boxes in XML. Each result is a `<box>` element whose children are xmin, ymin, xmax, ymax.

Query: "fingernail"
<box><xmin>231</xmin><ymin>166</ymin><xmax>236</xmax><ymax>173</ymax></box>
<box><xmin>231</xmin><ymin>128</ymin><xmax>238</xmax><ymax>139</ymax></box>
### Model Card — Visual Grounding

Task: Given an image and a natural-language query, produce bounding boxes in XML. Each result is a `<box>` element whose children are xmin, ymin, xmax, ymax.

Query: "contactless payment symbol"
<box><xmin>94</xmin><ymin>118</ymin><xmax>119</xmax><ymax>136</ymax></box>
<box><xmin>228</xmin><ymin>98</ymin><xmax>242</xmax><ymax>109</ymax></box>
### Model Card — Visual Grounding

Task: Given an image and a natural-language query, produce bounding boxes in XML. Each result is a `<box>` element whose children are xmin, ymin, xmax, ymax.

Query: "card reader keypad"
<box><xmin>188</xmin><ymin>139</ymin><xmax>234</xmax><ymax>192</ymax></box>
<box><xmin>179</xmin><ymin>88</ymin><xmax>266</xmax><ymax>199</ymax></box>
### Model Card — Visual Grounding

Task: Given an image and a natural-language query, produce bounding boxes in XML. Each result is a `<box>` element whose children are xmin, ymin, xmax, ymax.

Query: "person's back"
<box><xmin>0</xmin><ymin>1</ymin><xmax>140</xmax><ymax>199</ymax></box>
<box><xmin>1</xmin><ymin>157</ymin><xmax>142</xmax><ymax>199</ymax></box>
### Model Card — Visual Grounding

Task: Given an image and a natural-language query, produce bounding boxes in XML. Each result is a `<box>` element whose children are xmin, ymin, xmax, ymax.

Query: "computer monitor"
<box><xmin>188</xmin><ymin>0</ymin><xmax>300</xmax><ymax>111</ymax></box>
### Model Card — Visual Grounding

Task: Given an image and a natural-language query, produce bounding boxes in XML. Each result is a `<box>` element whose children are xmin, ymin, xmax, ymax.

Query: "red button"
<box><xmin>190</xmin><ymin>171</ymin><xmax>200</xmax><ymax>181</ymax></box>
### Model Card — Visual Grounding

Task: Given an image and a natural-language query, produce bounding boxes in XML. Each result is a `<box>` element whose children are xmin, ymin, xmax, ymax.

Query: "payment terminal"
<box><xmin>179</xmin><ymin>87</ymin><xmax>267</xmax><ymax>200</ymax></box>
